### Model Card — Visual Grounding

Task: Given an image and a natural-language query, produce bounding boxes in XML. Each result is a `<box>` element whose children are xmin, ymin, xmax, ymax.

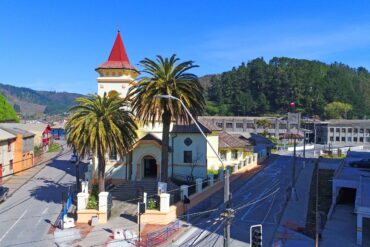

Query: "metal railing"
<box><xmin>146</xmin><ymin>220</ymin><xmax>180</xmax><ymax>246</ymax></box>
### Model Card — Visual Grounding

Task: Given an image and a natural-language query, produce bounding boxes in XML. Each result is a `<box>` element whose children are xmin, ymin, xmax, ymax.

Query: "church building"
<box><xmin>91</xmin><ymin>31</ymin><xmax>257</xmax><ymax>184</ymax></box>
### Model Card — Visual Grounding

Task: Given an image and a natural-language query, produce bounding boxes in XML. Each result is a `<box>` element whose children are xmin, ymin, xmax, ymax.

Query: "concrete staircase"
<box><xmin>110</xmin><ymin>178</ymin><xmax>179</xmax><ymax>202</ymax></box>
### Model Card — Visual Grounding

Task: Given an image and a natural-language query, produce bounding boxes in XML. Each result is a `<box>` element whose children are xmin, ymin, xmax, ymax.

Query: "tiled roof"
<box><xmin>96</xmin><ymin>31</ymin><xmax>137</xmax><ymax>71</ymax></box>
<box><xmin>0</xmin><ymin>129</ymin><xmax>16</xmax><ymax>141</ymax></box>
<box><xmin>219</xmin><ymin>131</ymin><xmax>250</xmax><ymax>149</ymax></box>
<box><xmin>0</xmin><ymin>127</ymin><xmax>35</xmax><ymax>138</ymax></box>
<box><xmin>171</xmin><ymin>119</ymin><xmax>222</xmax><ymax>133</ymax></box>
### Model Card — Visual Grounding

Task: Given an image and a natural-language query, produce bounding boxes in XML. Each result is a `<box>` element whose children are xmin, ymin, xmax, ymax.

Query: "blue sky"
<box><xmin>1</xmin><ymin>0</ymin><xmax>370</xmax><ymax>94</ymax></box>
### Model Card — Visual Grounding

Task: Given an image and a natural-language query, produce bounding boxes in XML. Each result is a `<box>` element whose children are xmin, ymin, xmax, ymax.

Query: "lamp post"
<box><xmin>155</xmin><ymin>95</ymin><xmax>231</xmax><ymax>247</ymax></box>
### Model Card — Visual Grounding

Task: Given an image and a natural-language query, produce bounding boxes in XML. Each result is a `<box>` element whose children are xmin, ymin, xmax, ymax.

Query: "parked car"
<box><xmin>350</xmin><ymin>159</ymin><xmax>370</xmax><ymax>168</ymax></box>
<box><xmin>0</xmin><ymin>186</ymin><xmax>9</xmax><ymax>203</ymax></box>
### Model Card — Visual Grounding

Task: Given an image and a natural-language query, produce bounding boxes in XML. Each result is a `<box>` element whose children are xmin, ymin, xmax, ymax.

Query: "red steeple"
<box><xmin>96</xmin><ymin>31</ymin><xmax>137</xmax><ymax>71</ymax></box>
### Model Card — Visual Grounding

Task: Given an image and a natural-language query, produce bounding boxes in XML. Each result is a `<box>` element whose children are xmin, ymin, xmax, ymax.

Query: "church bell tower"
<box><xmin>95</xmin><ymin>31</ymin><xmax>139</xmax><ymax>98</ymax></box>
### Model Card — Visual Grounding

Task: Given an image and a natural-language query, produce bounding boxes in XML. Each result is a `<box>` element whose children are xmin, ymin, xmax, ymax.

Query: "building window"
<box><xmin>348</xmin><ymin>128</ymin><xmax>352</xmax><ymax>133</ymax></box>
<box><xmin>231</xmin><ymin>150</ymin><xmax>238</xmax><ymax>159</ymax></box>
<box><xmin>336</xmin><ymin>128</ymin><xmax>340</xmax><ymax>133</ymax></box>
<box><xmin>354</xmin><ymin>128</ymin><xmax>358</xmax><ymax>133</ymax></box>
<box><xmin>360</xmin><ymin>137</ymin><xmax>364</xmax><ymax>142</ymax></box>
<box><xmin>236</xmin><ymin>123</ymin><xmax>243</xmax><ymax>129</ymax></box>
<box><xmin>330</xmin><ymin>137</ymin><xmax>334</xmax><ymax>141</ymax></box>
<box><xmin>366</xmin><ymin>129</ymin><xmax>370</xmax><ymax>134</ymax></box>
<box><xmin>247</xmin><ymin>123</ymin><xmax>254</xmax><ymax>128</ymax></box>
<box><xmin>9</xmin><ymin>160</ymin><xmax>13</xmax><ymax>170</ymax></box>
<box><xmin>360</xmin><ymin>128</ymin><xmax>364</xmax><ymax>133</ymax></box>
<box><xmin>216</xmin><ymin>122</ymin><xmax>223</xmax><ymax>128</ymax></box>
<box><xmin>184</xmin><ymin>137</ymin><xmax>192</xmax><ymax>146</ymax></box>
<box><xmin>341</xmin><ymin>137</ymin><xmax>345</xmax><ymax>142</ymax></box>
<box><xmin>341</xmin><ymin>128</ymin><xmax>346</xmax><ymax>133</ymax></box>
<box><xmin>348</xmin><ymin>137</ymin><xmax>352</xmax><ymax>142</ymax></box>
<box><xmin>336</xmin><ymin>137</ymin><xmax>340</xmax><ymax>141</ymax></box>
<box><xmin>109</xmin><ymin>148</ymin><xmax>117</xmax><ymax>160</ymax></box>
<box><xmin>226</xmin><ymin>123</ymin><xmax>233</xmax><ymax>129</ymax></box>
<box><xmin>8</xmin><ymin>141</ymin><xmax>11</xmax><ymax>152</ymax></box>
<box><xmin>220</xmin><ymin>151</ymin><xmax>227</xmax><ymax>160</ymax></box>
<box><xmin>354</xmin><ymin>137</ymin><xmax>358</xmax><ymax>142</ymax></box>
<box><xmin>330</xmin><ymin>128</ymin><xmax>334</xmax><ymax>133</ymax></box>
<box><xmin>184</xmin><ymin>151</ymin><xmax>192</xmax><ymax>163</ymax></box>
<box><xmin>279</xmin><ymin>124</ymin><xmax>287</xmax><ymax>129</ymax></box>
<box><xmin>366</xmin><ymin>137</ymin><xmax>370</xmax><ymax>142</ymax></box>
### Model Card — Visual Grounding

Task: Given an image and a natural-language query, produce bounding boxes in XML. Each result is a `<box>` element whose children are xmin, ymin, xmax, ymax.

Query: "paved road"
<box><xmin>174</xmin><ymin>155</ymin><xmax>306</xmax><ymax>247</ymax></box>
<box><xmin>0</xmin><ymin>147</ymin><xmax>85</xmax><ymax>247</ymax></box>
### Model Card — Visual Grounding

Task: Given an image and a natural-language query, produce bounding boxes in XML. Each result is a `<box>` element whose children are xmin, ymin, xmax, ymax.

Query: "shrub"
<box><xmin>87</xmin><ymin>185</ymin><xmax>99</xmax><ymax>209</ymax></box>
<box><xmin>147</xmin><ymin>198</ymin><xmax>158</xmax><ymax>209</ymax></box>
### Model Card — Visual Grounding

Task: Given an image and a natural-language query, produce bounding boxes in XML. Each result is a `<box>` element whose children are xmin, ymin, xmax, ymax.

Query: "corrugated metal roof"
<box><xmin>0</xmin><ymin>129</ymin><xmax>16</xmax><ymax>141</ymax></box>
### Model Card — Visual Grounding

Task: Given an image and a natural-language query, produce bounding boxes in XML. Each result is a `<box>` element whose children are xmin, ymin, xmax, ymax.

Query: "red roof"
<box><xmin>96</xmin><ymin>31</ymin><xmax>137</xmax><ymax>71</ymax></box>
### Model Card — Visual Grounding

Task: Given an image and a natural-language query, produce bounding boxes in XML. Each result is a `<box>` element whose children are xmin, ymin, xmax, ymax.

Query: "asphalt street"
<box><xmin>0</xmin><ymin>146</ymin><xmax>84</xmax><ymax>247</ymax></box>
<box><xmin>174</xmin><ymin>154</ymin><xmax>305</xmax><ymax>247</ymax></box>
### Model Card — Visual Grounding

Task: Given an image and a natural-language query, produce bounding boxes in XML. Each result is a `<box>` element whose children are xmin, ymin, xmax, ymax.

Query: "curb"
<box><xmin>8</xmin><ymin>144</ymin><xmax>67</xmax><ymax>197</ymax></box>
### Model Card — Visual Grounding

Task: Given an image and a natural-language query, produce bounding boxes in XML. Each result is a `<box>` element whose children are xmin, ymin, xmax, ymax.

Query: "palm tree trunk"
<box><xmin>161</xmin><ymin>110</ymin><xmax>171</xmax><ymax>182</ymax></box>
<box><xmin>98</xmin><ymin>153</ymin><xmax>106</xmax><ymax>192</ymax></box>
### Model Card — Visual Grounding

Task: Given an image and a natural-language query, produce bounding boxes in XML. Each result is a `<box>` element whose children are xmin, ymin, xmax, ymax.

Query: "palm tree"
<box><xmin>128</xmin><ymin>54</ymin><xmax>205</xmax><ymax>182</ymax></box>
<box><xmin>65</xmin><ymin>93</ymin><xmax>137</xmax><ymax>192</ymax></box>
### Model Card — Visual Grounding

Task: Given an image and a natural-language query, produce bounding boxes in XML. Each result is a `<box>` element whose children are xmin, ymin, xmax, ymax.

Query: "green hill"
<box><xmin>0</xmin><ymin>93</ymin><xmax>18</xmax><ymax>122</ymax></box>
<box><xmin>0</xmin><ymin>83</ymin><xmax>84</xmax><ymax>118</ymax></box>
<box><xmin>203</xmin><ymin>57</ymin><xmax>370</xmax><ymax>119</ymax></box>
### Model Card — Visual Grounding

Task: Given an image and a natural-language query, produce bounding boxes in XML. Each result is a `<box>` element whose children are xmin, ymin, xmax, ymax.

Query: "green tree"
<box><xmin>65</xmin><ymin>93</ymin><xmax>137</xmax><ymax>192</ymax></box>
<box><xmin>324</xmin><ymin>101</ymin><xmax>353</xmax><ymax>119</ymax></box>
<box><xmin>128</xmin><ymin>54</ymin><xmax>205</xmax><ymax>181</ymax></box>
<box><xmin>0</xmin><ymin>94</ymin><xmax>19</xmax><ymax>122</ymax></box>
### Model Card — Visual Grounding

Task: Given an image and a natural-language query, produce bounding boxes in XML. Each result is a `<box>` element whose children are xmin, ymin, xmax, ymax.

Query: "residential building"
<box><xmin>0</xmin><ymin>129</ymin><xmax>16</xmax><ymax>180</ymax></box>
<box><xmin>303</xmin><ymin>119</ymin><xmax>370</xmax><ymax>146</ymax></box>
<box><xmin>0</xmin><ymin>127</ymin><xmax>35</xmax><ymax>174</ymax></box>
<box><xmin>0</xmin><ymin>123</ymin><xmax>52</xmax><ymax>147</ymax></box>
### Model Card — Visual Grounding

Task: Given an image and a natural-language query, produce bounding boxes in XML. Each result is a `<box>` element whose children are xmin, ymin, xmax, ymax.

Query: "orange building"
<box><xmin>0</xmin><ymin>127</ymin><xmax>35</xmax><ymax>175</ymax></box>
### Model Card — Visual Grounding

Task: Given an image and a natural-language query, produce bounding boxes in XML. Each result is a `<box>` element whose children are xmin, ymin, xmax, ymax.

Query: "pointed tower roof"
<box><xmin>96</xmin><ymin>31</ymin><xmax>138</xmax><ymax>72</ymax></box>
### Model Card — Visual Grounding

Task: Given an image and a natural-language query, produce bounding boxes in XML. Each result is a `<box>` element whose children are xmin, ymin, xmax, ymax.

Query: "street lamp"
<box><xmin>155</xmin><ymin>95</ymin><xmax>232</xmax><ymax>247</ymax></box>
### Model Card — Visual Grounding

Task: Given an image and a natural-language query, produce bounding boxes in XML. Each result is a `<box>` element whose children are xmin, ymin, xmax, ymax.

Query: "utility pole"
<box><xmin>315</xmin><ymin>159</ymin><xmax>320</xmax><ymax>247</ymax></box>
<box><xmin>224</xmin><ymin>169</ymin><xmax>231</xmax><ymax>247</ymax></box>
<box><xmin>292</xmin><ymin>136</ymin><xmax>297</xmax><ymax>200</ymax></box>
<box><xmin>303</xmin><ymin>130</ymin><xmax>306</xmax><ymax>168</ymax></box>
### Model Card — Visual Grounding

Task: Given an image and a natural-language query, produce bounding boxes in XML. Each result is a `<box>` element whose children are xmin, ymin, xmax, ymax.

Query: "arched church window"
<box><xmin>108</xmin><ymin>90</ymin><xmax>119</xmax><ymax>98</ymax></box>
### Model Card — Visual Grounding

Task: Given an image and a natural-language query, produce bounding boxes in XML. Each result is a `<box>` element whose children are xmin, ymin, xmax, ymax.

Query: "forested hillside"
<box><xmin>0</xmin><ymin>83</ymin><xmax>84</xmax><ymax>118</ymax></box>
<box><xmin>205</xmin><ymin>57</ymin><xmax>370</xmax><ymax>119</ymax></box>
<box><xmin>0</xmin><ymin>93</ymin><xmax>18</xmax><ymax>122</ymax></box>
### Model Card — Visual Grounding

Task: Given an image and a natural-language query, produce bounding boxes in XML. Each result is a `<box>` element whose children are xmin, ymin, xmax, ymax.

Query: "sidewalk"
<box><xmin>272</xmin><ymin>159</ymin><xmax>315</xmax><ymax>246</ymax></box>
<box><xmin>1</xmin><ymin>144</ymin><xmax>66</xmax><ymax>196</ymax></box>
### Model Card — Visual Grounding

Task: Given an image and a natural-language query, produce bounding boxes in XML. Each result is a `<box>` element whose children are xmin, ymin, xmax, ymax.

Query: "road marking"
<box><xmin>36</xmin><ymin>207</ymin><xmax>49</xmax><ymax>226</ymax></box>
<box><xmin>0</xmin><ymin>209</ymin><xmax>28</xmax><ymax>242</ymax></box>
<box><xmin>241</xmin><ymin>179</ymin><xmax>279</xmax><ymax>221</ymax></box>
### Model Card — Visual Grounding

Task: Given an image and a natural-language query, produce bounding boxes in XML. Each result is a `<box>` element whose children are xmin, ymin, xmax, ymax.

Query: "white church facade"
<box><xmin>91</xmin><ymin>31</ymin><xmax>258</xmax><ymax>184</ymax></box>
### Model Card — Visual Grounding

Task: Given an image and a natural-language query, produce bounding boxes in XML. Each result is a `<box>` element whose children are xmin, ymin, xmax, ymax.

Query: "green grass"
<box><xmin>48</xmin><ymin>143</ymin><xmax>60</xmax><ymax>152</ymax></box>
<box><xmin>303</xmin><ymin>169</ymin><xmax>334</xmax><ymax>238</ymax></box>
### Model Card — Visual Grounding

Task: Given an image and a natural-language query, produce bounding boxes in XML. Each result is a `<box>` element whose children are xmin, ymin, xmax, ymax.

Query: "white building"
<box><xmin>0</xmin><ymin>129</ymin><xmax>16</xmax><ymax>179</ymax></box>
